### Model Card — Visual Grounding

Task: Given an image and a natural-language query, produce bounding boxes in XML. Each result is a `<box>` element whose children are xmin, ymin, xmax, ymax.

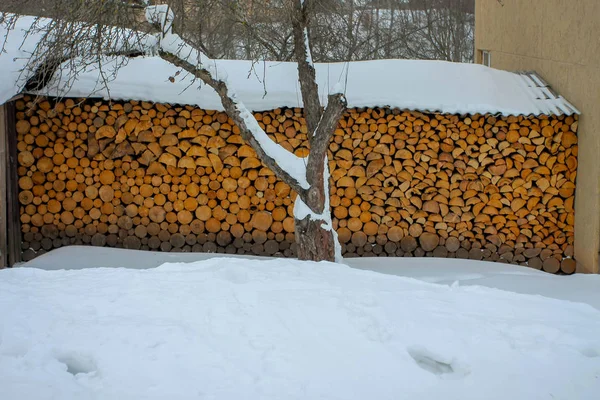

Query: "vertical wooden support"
<box><xmin>0</xmin><ymin>102</ymin><xmax>21</xmax><ymax>267</ymax></box>
<box><xmin>0</xmin><ymin>104</ymin><xmax>7</xmax><ymax>268</ymax></box>
<box><xmin>5</xmin><ymin>102</ymin><xmax>21</xmax><ymax>266</ymax></box>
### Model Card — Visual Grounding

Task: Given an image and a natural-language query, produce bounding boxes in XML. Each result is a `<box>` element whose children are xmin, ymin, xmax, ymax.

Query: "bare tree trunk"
<box><xmin>294</xmin><ymin>159</ymin><xmax>337</xmax><ymax>262</ymax></box>
<box><xmin>295</xmin><ymin>215</ymin><xmax>335</xmax><ymax>261</ymax></box>
<box><xmin>289</xmin><ymin>0</ymin><xmax>346</xmax><ymax>262</ymax></box>
<box><xmin>147</xmin><ymin>1</ymin><xmax>346</xmax><ymax>262</ymax></box>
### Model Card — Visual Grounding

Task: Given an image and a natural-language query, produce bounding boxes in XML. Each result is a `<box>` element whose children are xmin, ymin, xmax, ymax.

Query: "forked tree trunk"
<box><xmin>294</xmin><ymin>175</ymin><xmax>336</xmax><ymax>262</ymax></box>
<box><xmin>295</xmin><ymin>215</ymin><xmax>335</xmax><ymax>261</ymax></box>
<box><xmin>146</xmin><ymin>2</ymin><xmax>345</xmax><ymax>263</ymax></box>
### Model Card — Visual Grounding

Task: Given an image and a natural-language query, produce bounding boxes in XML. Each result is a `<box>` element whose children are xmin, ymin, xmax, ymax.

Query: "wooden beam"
<box><xmin>0</xmin><ymin>104</ymin><xmax>7</xmax><ymax>268</ymax></box>
<box><xmin>5</xmin><ymin>102</ymin><xmax>21</xmax><ymax>266</ymax></box>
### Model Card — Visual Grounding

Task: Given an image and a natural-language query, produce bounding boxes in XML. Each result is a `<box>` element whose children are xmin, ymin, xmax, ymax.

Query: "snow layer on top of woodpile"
<box><xmin>0</xmin><ymin>16</ymin><xmax>578</xmax><ymax>116</ymax></box>
<box><xmin>36</xmin><ymin>57</ymin><xmax>579</xmax><ymax>117</ymax></box>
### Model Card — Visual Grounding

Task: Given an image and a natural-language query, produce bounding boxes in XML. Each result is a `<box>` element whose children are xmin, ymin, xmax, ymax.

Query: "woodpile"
<box><xmin>14</xmin><ymin>96</ymin><xmax>578</xmax><ymax>274</ymax></box>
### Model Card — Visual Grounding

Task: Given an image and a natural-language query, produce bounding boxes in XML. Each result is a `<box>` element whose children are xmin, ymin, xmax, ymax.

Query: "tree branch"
<box><xmin>24</xmin><ymin>47</ymin><xmax>145</xmax><ymax>91</ymax></box>
<box><xmin>303</xmin><ymin>92</ymin><xmax>346</xmax><ymax>212</ymax></box>
<box><xmin>291</xmin><ymin>0</ymin><xmax>321</xmax><ymax>136</ymax></box>
<box><xmin>224</xmin><ymin>1</ymin><xmax>283</xmax><ymax>61</ymax></box>
<box><xmin>306</xmin><ymin>92</ymin><xmax>346</xmax><ymax>186</ymax></box>
<box><xmin>156</xmin><ymin>45</ymin><xmax>309</xmax><ymax>198</ymax></box>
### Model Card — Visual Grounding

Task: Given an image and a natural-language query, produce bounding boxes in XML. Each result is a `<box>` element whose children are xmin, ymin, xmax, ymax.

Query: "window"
<box><xmin>480</xmin><ymin>50</ymin><xmax>491</xmax><ymax>67</ymax></box>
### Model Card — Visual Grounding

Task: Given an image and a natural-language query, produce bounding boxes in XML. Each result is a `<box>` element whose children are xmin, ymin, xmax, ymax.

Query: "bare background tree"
<box><xmin>1</xmin><ymin>0</ymin><xmax>475</xmax><ymax>63</ymax></box>
<box><xmin>310</xmin><ymin>0</ymin><xmax>473</xmax><ymax>62</ymax></box>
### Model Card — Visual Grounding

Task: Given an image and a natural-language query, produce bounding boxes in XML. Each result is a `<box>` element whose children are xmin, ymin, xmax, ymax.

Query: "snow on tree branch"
<box><xmin>145</xmin><ymin>4</ymin><xmax>174</xmax><ymax>34</ymax></box>
<box><xmin>302</xmin><ymin>27</ymin><xmax>313</xmax><ymax>66</ymax></box>
<box><xmin>292</xmin><ymin>0</ymin><xmax>321</xmax><ymax>137</ymax></box>
<box><xmin>145</xmin><ymin>4</ymin><xmax>310</xmax><ymax>195</ymax></box>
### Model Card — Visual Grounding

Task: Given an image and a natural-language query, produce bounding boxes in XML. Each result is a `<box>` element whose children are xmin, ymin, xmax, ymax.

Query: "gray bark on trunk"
<box><xmin>295</xmin><ymin>214</ymin><xmax>335</xmax><ymax>262</ymax></box>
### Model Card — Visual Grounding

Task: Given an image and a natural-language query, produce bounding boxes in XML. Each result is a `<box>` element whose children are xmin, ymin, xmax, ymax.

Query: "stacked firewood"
<box><xmin>15</xmin><ymin>96</ymin><xmax>578</xmax><ymax>273</ymax></box>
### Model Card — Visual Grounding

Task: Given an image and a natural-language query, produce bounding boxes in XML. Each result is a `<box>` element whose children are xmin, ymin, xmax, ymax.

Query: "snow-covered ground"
<box><xmin>2</xmin><ymin>247</ymin><xmax>600</xmax><ymax>399</ymax></box>
<box><xmin>23</xmin><ymin>246</ymin><xmax>600</xmax><ymax>310</ymax></box>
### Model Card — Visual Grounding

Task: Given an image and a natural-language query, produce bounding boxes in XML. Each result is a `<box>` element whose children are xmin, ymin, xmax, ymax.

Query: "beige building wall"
<box><xmin>475</xmin><ymin>0</ymin><xmax>600</xmax><ymax>273</ymax></box>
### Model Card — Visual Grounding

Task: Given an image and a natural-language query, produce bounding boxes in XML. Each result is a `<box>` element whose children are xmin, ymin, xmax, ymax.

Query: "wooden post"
<box><xmin>0</xmin><ymin>101</ymin><xmax>21</xmax><ymax>267</ymax></box>
<box><xmin>0</xmin><ymin>104</ymin><xmax>7</xmax><ymax>268</ymax></box>
<box><xmin>6</xmin><ymin>101</ymin><xmax>21</xmax><ymax>266</ymax></box>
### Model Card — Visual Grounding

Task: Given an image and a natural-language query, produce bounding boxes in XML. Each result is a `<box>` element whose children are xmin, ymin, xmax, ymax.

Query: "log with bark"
<box><xmin>14</xmin><ymin>96</ymin><xmax>578</xmax><ymax>273</ymax></box>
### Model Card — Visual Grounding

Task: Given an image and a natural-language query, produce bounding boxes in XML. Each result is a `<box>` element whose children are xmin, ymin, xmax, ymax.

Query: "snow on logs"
<box><xmin>15</xmin><ymin>97</ymin><xmax>578</xmax><ymax>273</ymax></box>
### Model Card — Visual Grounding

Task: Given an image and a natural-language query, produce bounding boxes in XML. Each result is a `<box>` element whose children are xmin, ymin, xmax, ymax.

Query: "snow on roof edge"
<box><xmin>22</xmin><ymin>57</ymin><xmax>578</xmax><ymax>118</ymax></box>
<box><xmin>0</xmin><ymin>14</ymin><xmax>578</xmax><ymax>117</ymax></box>
<box><xmin>514</xmin><ymin>71</ymin><xmax>580</xmax><ymax>115</ymax></box>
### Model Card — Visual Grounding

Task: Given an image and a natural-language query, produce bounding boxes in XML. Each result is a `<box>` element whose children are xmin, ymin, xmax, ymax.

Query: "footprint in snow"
<box><xmin>216</xmin><ymin>267</ymin><xmax>250</xmax><ymax>284</ymax></box>
<box><xmin>55</xmin><ymin>352</ymin><xmax>98</xmax><ymax>376</ymax></box>
<box><xmin>407</xmin><ymin>345</ymin><xmax>469</xmax><ymax>378</ymax></box>
<box><xmin>579</xmin><ymin>346</ymin><xmax>600</xmax><ymax>358</ymax></box>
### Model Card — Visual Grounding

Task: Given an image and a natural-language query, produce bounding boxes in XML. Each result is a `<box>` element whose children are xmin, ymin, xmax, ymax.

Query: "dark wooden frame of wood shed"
<box><xmin>1</xmin><ymin>101</ymin><xmax>23</xmax><ymax>268</ymax></box>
